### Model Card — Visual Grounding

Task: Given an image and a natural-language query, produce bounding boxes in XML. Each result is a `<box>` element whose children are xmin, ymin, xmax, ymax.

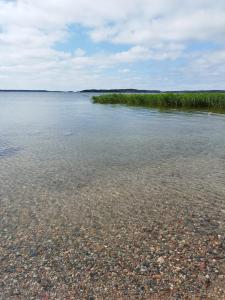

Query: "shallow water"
<box><xmin>1</xmin><ymin>92</ymin><xmax>225</xmax><ymax>298</ymax></box>
<box><xmin>0</xmin><ymin>91</ymin><xmax>225</xmax><ymax>197</ymax></box>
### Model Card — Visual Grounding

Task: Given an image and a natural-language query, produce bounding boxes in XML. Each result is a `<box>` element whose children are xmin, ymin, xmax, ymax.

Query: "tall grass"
<box><xmin>93</xmin><ymin>93</ymin><xmax>225</xmax><ymax>110</ymax></box>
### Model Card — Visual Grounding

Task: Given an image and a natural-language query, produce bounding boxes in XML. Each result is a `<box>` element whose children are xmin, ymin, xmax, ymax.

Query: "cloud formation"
<box><xmin>0</xmin><ymin>0</ymin><xmax>225</xmax><ymax>90</ymax></box>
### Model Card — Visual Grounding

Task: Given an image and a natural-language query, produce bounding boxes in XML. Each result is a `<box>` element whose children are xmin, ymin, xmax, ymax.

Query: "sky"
<box><xmin>0</xmin><ymin>0</ymin><xmax>225</xmax><ymax>91</ymax></box>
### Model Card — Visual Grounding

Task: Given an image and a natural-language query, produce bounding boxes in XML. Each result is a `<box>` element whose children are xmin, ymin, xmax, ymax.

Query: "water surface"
<box><xmin>0</xmin><ymin>91</ymin><xmax>225</xmax><ymax>218</ymax></box>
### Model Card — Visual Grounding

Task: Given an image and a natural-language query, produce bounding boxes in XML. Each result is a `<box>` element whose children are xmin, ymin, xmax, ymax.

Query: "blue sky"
<box><xmin>0</xmin><ymin>0</ymin><xmax>225</xmax><ymax>91</ymax></box>
<box><xmin>55</xmin><ymin>24</ymin><xmax>131</xmax><ymax>55</ymax></box>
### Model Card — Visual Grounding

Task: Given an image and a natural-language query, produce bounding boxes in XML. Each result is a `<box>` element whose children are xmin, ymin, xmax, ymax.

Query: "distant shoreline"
<box><xmin>0</xmin><ymin>90</ymin><xmax>75</xmax><ymax>93</ymax></box>
<box><xmin>1</xmin><ymin>89</ymin><xmax>225</xmax><ymax>94</ymax></box>
<box><xmin>80</xmin><ymin>89</ymin><xmax>225</xmax><ymax>94</ymax></box>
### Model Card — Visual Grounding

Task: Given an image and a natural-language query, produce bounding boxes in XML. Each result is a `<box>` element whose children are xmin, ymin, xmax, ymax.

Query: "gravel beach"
<box><xmin>1</xmin><ymin>154</ymin><xmax>225</xmax><ymax>299</ymax></box>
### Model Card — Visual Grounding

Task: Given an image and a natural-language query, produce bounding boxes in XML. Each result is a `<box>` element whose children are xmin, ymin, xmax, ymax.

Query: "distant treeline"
<box><xmin>93</xmin><ymin>93</ymin><xmax>225</xmax><ymax>110</ymax></box>
<box><xmin>80</xmin><ymin>89</ymin><xmax>161</xmax><ymax>93</ymax></box>
<box><xmin>81</xmin><ymin>89</ymin><xmax>225</xmax><ymax>94</ymax></box>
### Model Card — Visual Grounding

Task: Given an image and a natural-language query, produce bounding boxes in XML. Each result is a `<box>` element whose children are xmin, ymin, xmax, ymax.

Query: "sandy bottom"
<box><xmin>1</xmin><ymin>151</ymin><xmax>225</xmax><ymax>299</ymax></box>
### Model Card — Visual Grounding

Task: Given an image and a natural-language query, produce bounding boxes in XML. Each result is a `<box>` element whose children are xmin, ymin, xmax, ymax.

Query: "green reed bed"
<box><xmin>93</xmin><ymin>93</ymin><xmax>225</xmax><ymax>110</ymax></box>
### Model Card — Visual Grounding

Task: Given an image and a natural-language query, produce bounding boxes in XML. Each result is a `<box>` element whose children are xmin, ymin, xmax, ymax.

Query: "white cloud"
<box><xmin>0</xmin><ymin>0</ymin><xmax>225</xmax><ymax>89</ymax></box>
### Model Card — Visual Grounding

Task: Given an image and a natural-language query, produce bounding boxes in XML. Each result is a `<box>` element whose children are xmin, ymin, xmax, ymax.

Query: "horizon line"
<box><xmin>1</xmin><ymin>89</ymin><xmax>225</xmax><ymax>93</ymax></box>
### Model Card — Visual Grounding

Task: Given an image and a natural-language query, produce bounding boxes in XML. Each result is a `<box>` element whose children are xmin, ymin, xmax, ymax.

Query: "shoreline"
<box><xmin>1</xmin><ymin>157</ymin><xmax>225</xmax><ymax>299</ymax></box>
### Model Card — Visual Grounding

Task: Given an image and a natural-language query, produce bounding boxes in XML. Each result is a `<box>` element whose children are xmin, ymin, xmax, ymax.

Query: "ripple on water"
<box><xmin>0</xmin><ymin>146</ymin><xmax>22</xmax><ymax>158</ymax></box>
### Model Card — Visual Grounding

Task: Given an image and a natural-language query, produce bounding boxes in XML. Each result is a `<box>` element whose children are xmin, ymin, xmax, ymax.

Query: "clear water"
<box><xmin>0</xmin><ymin>92</ymin><xmax>225</xmax><ymax>226</ymax></box>
<box><xmin>1</xmin><ymin>92</ymin><xmax>225</xmax><ymax>299</ymax></box>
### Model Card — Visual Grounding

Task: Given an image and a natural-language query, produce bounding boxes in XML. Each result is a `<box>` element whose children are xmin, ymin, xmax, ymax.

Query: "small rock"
<box><xmin>140</xmin><ymin>266</ymin><xmax>148</xmax><ymax>273</ymax></box>
<box><xmin>157</xmin><ymin>257</ymin><xmax>165</xmax><ymax>264</ymax></box>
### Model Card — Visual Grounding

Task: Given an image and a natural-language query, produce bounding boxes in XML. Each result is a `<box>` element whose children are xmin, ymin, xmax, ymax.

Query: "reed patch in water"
<box><xmin>93</xmin><ymin>93</ymin><xmax>225</xmax><ymax>110</ymax></box>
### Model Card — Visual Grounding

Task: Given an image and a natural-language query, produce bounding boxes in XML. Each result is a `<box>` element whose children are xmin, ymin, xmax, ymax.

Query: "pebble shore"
<box><xmin>1</xmin><ymin>156</ymin><xmax>225</xmax><ymax>299</ymax></box>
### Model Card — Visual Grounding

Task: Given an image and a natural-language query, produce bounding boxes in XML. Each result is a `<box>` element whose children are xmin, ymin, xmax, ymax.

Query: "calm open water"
<box><xmin>0</xmin><ymin>92</ymin><xmax>225</xmax><ymax>225</ymax></box>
